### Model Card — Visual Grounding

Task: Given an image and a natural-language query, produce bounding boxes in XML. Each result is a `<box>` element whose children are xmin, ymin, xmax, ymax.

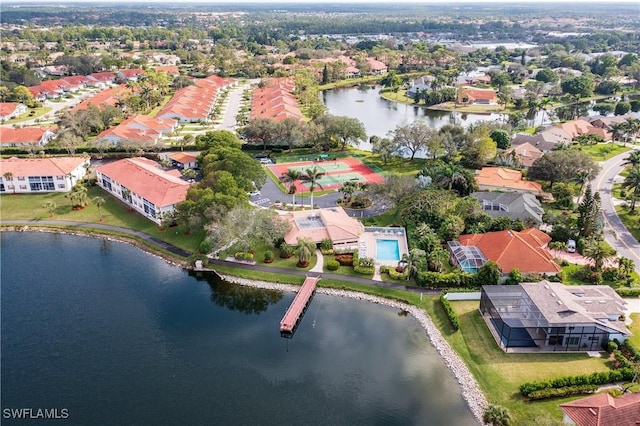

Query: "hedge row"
<box><xmin>519</xmin><ymin>368</ymin><xmax>634</xmax><ymax>397</ymax></box>
<box><xmin>528</xmin><ymin>384</ymin><xmax>598</xmax><ymax>400</ymax></box>
<box><xmin>623</xmin><ymin>341</ymin><xmax>640</xmax><ymax>362</ymax></box>
<box><xmin>352</xmin><ymin>251</ymin><xmax>375</xmax><ymax>276</ymax></box>
<box><xmin>380</xmin><ymin>265</ymin><xmax>407</xmax><ymax>280</ymax></box>
<box><xmin>616</xmin><ymin>288</ymin><xmax>640</xmax><ymax>297</ymax></box>
<box><xmin>439</xmin><ymin>292</ymin><xmax>460</xmax><ymax>331</ymax></box>
<box><xmin>415</xmin><ymin>271</ymin><xmax>475</xmax><ymax>288</ymax></box>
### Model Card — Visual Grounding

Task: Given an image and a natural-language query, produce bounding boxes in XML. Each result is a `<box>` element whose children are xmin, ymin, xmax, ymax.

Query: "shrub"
<box><xmin>279</xmin><ymin>243</ymin><xmax>294</xmax><ymax>258</ymax></box>
<box><xmin>263</xmin><ymin>250</ymin><xmax>274</xmax><ymax>263</ymax></box>
<box><xmin>353</xmin><ymin>251</ymin><xmax>374</xmax><ymax>276</ymax></box>
<box><xmin>616</xmin><ymin>288</ymin><xmax>640</xmax><ymax>297</ymax></box>
<box><xmin>439</xmin><ymin>292</ymin><xmax>460</xmax><ymax>331</ymax></box>
<box><xmin>358</xmin><ymin>257</ymin><xmax>375</xmax><ymax>267</ymax></box>
<box><xmin>528</xmin><ymin>384</ymin><xmax>598</xmax><ymax>400</ymax></box>
<box><xmin>199</xmin><ymin>240</ymin><xmax>211</xmax><ymax>254</ymax></box>
<box><xmin>415</xmin><ymin>271</ymin><xmax>475</xmax><ymax>288</ymax></box>
<box><xmin>326</xmin><ymin>259</ymin><xmax>340</xmax><ymax>271</ymax></box>
<box><xmin>320</xmin><ymin>238</ymin><xmax>333</xmax><ymax>250</ymax></box>
<box><xmin>607</xmin><ymin>340</ymin><xmax>618</xmax><ymax>353</ymax></box>
<box><xmin>335</xmin><ymin>254</ymin><xmax>354</xmax><ymax>266</ymax></box>
<box><xmin>520</xmin><ymin>368</ymin><xmax>634</xmax><ymax>397</ymax></box>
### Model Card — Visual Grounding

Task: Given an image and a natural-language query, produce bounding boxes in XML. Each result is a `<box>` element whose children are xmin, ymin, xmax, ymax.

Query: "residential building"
<box><xmin>165</xmin><ymin>152</ymin><xmax>198</xmax><ymax>170</ymax></box>
<box><xmin>475</xmin><ymin>167</ymin><xmax>543</xmax><ymax>194</ymax></box>
<box><xmin>503</xmin><ymin>142</ymin><xmax>543</xmax><ymax>168</ymax></box>
<box><xmin>96</xmin><ymin>115</ymin><xmax>177</xmax><ymax>145</ymax></box>
<box><xmin>480</xmin><ymin>281</ymin><xmax>630</xmax><ymax>352</ymax></box>
<box><xmin>282</xmin><ymin>207</ymin><xmax>364</xmax><ymax>250</ymax></box>
<box><xmin>116</xmin><ymin>68</ymin><xmax>145</xmax><ymax>82</ymax></box>
<box><xmin>95</xmin><ymin>157</ymin><xmax>190</xmax><ymax>224</ymax></box>
<box><xmin>457</xmin><ymin>88</ymin><xmax>497</xmax><ymax>105</ymax></box>
<box><xmin>559</xmin><ymin>392</ymin><xmax>640</xmax><ymax>426</ymax></box>
<box><xmin>0</xmin><ymin>102</ymin><xmax>27</xmax><ymax>121</ymax></box>
<box><xmin>250</xmin><ymin>78</ymin><xmax>303</xmax><ymax>122</ymax></box>
<box><xmin>0</xmin><ymin>156</ymin><xmax>89</xmax><ymax>193</ymax></box>
<box><xmin>406</xmin><ymin>75</ymin><xmax>435</xmax><ymax>99</ymax></box>
<box><xmin>456</xmin><ymin>229</ymin><xmax>561</xmax><ymax>275</ymax></box>
<box><xmin>157</xmin><ymin>75</ymin><xmax>234</xmax><ymax>123</ymax></box>
<box><xmin>470</xmin><ymin>192</ymin><xmax>544</xmax><ymax>225</ymax></box>
<box><xmin>0</xmin><ymin>127</ymin><xmax>56</xmax><ymax>148</ymax></box>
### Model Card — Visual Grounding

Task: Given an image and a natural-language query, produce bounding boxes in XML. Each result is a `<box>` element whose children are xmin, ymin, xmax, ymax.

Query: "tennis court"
<box><xmin>267</xmin><ymin>157</ymin><xmax>384</xmax><ymax>193</ymax></box>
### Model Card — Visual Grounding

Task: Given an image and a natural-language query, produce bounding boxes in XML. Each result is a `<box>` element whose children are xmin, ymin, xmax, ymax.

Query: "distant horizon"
<box><xmin>2</xmin><ymin>0</ymin><xmax>639</xmax><ymax>3</ymax></box>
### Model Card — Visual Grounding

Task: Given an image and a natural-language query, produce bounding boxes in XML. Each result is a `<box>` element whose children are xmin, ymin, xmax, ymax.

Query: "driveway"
<box><xmin>593</xmin><ymin>148</ymin><xmax>640</xmax><ymax>274</ymax></box>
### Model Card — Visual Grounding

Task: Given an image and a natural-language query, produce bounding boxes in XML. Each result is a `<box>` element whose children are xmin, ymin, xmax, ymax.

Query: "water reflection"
<box><xmin>189</xmin><ymin>270</ymin><xmax>283</xmax><ymax>315</ymax></box>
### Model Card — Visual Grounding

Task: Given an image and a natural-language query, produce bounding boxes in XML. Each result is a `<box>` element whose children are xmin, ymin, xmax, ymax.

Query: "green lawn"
<box><xmin>0</xmin><ymin>186</ymin><xmax>203</xmax><ymax>253</ymax></box>
<box><xmin>2</xmin><ymin>106</ymin><xmax>53</xmax><ymax>124</ymax></box>
<box><xmin>428</xmin><ymin>300</ymin><xmax>611</xmax><ymax>426</ymax></box>
<box><xmin>628</xmin><ymin>313</ymin><xmax>640</xmax><ymax>348</ymax></box>
<box><xmin>615</xmin><ymin>205</ymin><xmax>640</xmax><ymax>242</ymax></box>
<box><xmin>574</xmin><ymin>143</ymin><xmax>631</xmax><ymax>161</ymax></box>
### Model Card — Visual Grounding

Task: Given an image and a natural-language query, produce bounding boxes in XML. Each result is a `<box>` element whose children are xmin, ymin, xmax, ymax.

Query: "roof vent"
<box><xmin>557</xmin><ymin>301</ymin><xmax>563</xmax><ymax>305</ymax></box>
<box><xmin>588</xmin><ymin>408</ymin><xmax>597</xmax><ymax>416</ymax></box>
<box><xmin>544</xmin><ymin>285</ymin><xmax>549</xmax><ymax>290</ymax></box>
<box><xmin>585</xmin><ymin>301</ymin><xmax>593</xmax><ymax>304</ymax></box>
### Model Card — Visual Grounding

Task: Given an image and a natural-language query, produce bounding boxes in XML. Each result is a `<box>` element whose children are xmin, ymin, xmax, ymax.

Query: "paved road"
<box><xmin>2</xmin><ymin>219</ymin><xmax>436</xmax><ymax>294</ymax></box>
<box><xmin>593</xmin><ymin>148</ymin><xmax>640</xmax><ymax>274</ymax></box>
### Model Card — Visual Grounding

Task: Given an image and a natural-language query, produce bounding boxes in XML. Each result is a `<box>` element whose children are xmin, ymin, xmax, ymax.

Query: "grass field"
<box><xmin>428</xmin><ymin>300</ymin><xmax>611</xmax><ymax>426</ymax></box>
<box><xmin>0</xmin><ymin>186</ymin><xmax>203</xmax><ymax>253</ymax></box>
<box><xmin>575</xmin><ymin>143</ymin><xmax>631</xmax><ymax>161</ymax></box>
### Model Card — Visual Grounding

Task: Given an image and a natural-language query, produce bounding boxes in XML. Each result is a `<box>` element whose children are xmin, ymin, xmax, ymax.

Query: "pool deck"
<box><xmin>360</xmin><ymin>228</ymin><xmax>409</xmax><ymax>267</ymax></box>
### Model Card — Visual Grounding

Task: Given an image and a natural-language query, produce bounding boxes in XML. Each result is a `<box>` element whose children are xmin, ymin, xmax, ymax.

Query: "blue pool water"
<box><xmin>376</xmin><ymin>239</ymin><xmax>401</xmax><ymax>261</ymax></box>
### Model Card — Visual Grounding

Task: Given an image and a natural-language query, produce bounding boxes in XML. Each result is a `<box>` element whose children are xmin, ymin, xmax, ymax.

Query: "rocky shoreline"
<box><xmin>220</xmin><ymin>274</ymin><xmax>488</xmax><ymax>424</ymax></box>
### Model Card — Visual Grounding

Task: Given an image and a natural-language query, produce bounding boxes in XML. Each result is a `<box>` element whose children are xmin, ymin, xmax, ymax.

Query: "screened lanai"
<box><xmin>447</xmin><ymin>241</ymin><xmax>487</xmax><ymax>273</ymax></box>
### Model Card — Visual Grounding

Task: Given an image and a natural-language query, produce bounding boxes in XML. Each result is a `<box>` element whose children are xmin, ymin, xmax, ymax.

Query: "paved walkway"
<box><xmin>1</xmin><ymin>219</ymin><xmax>437</xmax><ymax>295</ymax></box>
<box><xmin>309</xmin><ymin>249</ymin><xmax>324</xmax><ymax>273</ymax></box>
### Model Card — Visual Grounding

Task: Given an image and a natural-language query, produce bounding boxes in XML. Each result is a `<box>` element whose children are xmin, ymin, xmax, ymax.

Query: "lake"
<box><xmin>1</xmin><ymin>232</ymin><xmax>476</xmax><ymax>425</ymax></box>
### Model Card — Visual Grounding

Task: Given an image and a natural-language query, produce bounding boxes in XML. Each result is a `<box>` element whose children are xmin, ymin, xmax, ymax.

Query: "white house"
<box><xmin>0</xmin><ymin>156</ymin><xmax>89</xmax><ymax>194</ymax></box>
<box><xmin>95</xmin><ymin>157</ymin><xmax>191</xmax><ymax>224</ymax></box>
<box><xmin>0</xmin><ymin>102</ymin><xmax>27</xmax><ymax>121</ymax></box>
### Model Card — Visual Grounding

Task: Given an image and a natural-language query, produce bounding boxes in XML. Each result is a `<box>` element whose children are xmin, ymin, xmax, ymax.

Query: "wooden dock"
<box><xmin>280</xmin><ymin>276</ymin><xmax>320</xmax><ymax>337</ymax></box>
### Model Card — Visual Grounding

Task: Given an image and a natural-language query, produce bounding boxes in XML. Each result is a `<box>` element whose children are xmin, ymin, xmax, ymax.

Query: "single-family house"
<box><xmin>282</xmin><ymin>207</ymin><xmax>364</xmax><ymax>251</ymax></box>
<box><xmin>475</xmin><ymin>167</ymin><xmax>543</xmax><ymax>195</ymax></box>
<box><xmin>0</xmin><ymin>102</ymin><xmax>27</xmax><ymax>121</ymax></box>
<box><xmin>86</xmin><ymin>72</ymin><xmax>116</xmax><ymax>88</ymax></box>
<box><xmin>0</xmin><ymin>156</ymin><xmax>89</xmax><ymax>193</ymax></box>
<box><xmin>0</xmin><ymin>127</ymin><xmax>56</xmax><ymax>148</ymax></box>
<box><xmin>511</xmin><ymin>131</ymin><xmax>571</xmax><ymax>153</ymax></box>
<box><xmin>405</xmin><ymin>75</ymin><xmax>435</xmax><ymax>99</ymax></box>
<box><xmin>480</xmin><ymin>281</ymin><xmax>630</xmax><ymax>352</ymax></box>
<box><xmin>458</xmin><ymin>88</ymin><xmax>497</xmax><ymax>105</ymax></box>
<box><xmin>366</xmin><ymin>58</ymin><xmax>388</xmax><ymax>75</ymax></box>
<box><xmin>95</xmin><ymin>157</ymin><xmax>191</xmax><ymax>224</ymax></box>
<box><xmin>117</xmin><ymin>68</ymin><xmax>145</xmax><ymax>82</ymax></box>
<box><xmin>455</xmin><ymin>228</ymin><xmax>560</xmax><ymax>275</ymax></box>
<box><xmin>559</xmin><ymin>392</ymin><xmax>640</xmax><ymax>426</ymax></box>
<box><xmin>470</xmin><ymin>192</ymin><xmax>544</xmax><ymax>225</ymax></box>
<box><xmin>503</xmin><ymin>142</ymin><xmax>543</xmax><ymax>168</ymax></box>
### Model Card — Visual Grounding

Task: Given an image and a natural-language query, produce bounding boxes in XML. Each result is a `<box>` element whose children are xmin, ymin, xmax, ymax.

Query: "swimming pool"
<box><xmin>376</xmin><ymin>239</ymin><xmax>401</xmax><ymax>261</ymax></box>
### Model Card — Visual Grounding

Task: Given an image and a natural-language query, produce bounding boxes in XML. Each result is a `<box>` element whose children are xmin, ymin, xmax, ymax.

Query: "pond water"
<box><xmin>1</xmin><ymin>232</ymin><xmax>477</xmax><ymax>425</ymax></box>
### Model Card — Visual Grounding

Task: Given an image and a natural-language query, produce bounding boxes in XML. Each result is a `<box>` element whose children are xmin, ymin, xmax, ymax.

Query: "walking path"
<box><xmin>0</xmin><ymin>219</ymin><xmax>437</xmax><ymax>295</ymax></box>
<box><xmin>309</xmin><ymin>249</ymin><xmax>324</xmax><ymax>273</ymax></box>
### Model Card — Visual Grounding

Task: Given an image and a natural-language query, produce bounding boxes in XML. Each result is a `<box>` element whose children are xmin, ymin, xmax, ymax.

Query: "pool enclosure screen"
<box><xmin>479</xmin><ymin>285</ymin><xmax>610</xmax><ymax>351</ymax></box>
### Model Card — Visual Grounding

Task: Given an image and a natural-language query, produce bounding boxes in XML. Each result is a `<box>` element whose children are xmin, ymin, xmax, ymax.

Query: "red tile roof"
<box><xmin>0</xmin><ymin>127</ymin><xmax>55</xmax><ymax>145</ymax></box>
<box><xmin>73</xmin><ymin>85</ymin><xmax>128</xmax><ymax>111</ymax></box>
<box><xmin>458</xmin><ymin>229</ymin><xmax>561</xmax><ymax>274</ymax></box>
<box><xmin>462</xmin><ymin>88</ymin><xmax>497</xmax><ymax>101</ymax></box>
<box><xmin>1</xmin><ymin>156</ymin><xmax>87</xmax><ymax>176</ymax></box>
<box><xmin>168</xmin><ymin>152</ymin><xmax>197</xmax><ymax>164</ymax></box>
<box><xmin>476</xmin><ymin>167</ymin><xmax>543</xmax><ymax>194</ymax></box>
<box><xmin>250</xmin><ymin>78</ymin><xmax>302</xmax><ymax>122</ymax></box>
<box><xmin>0</xmin><ymin>102</ymin><xmax>20</xmax><ymax>117</ymax></box>
<box><xmin>504</xmin><ymin>142</ymin><xmax>543</xmax><ymax>168</ymax></box>
<box><xmin>96</xmin><ymin>157</ymin><xmax>190</xmax><ymax>207</ymax></box>
<box><xmin>560</xmin><ymin>392</ymin><xmax>640</xmax><ymax>426</ymax></box>
<box><xmin>283</xmin><ymin>207</ymin><xmax>363</xmax><ymax>245</ymax></box>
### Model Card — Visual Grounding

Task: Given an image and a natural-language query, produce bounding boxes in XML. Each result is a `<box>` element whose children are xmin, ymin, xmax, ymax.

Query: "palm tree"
<box><xmin>623</xmin><ymin>151</ymin><xmax>640</xmax><ymax>167</ymax></box>
<box><xmin>427</xmin><ymin>247</ymin><xmax>449</xmax><ymax>272</ymax></box>
<box><xmin>299</xmin><ymin>166</ymin><xmax>325</xmax><ymax>209</ymax></box>
<box><xmin>574</xmin><ymin>170</ymin><xmax>592</xmax><ymax>205</ymax></box>
<box><xmin>398</xmin><ymin>249</ymin><xmax>426</xmax><ymax>280</ymax></box>
<box><xmin>3</xmin><ymin>171</ymin><xmax>14</xmax><ymax>194</ymax></box>
<box><xmin>280</xmin><ymin>168</ymin><xmax>301</xmax><ymax>205</ymax></box>
<box><xmin>483</xmin><ymin>404</ymin><xmax>512</xmax><ymax>426</ymax></box>
<box><xmin>622</xmin><ymin>165</ymin><xmax>640</xmax><ymax>212</ymax></box>
<box><xmin>295</xmin><ymin>237</ymin><xmax>316</xmax><ymax>267</ymax></box>
<box><xmin>618</xmin><ymin>257</ymin><xmax>635</xmax><ymax>280</ymax></box>
<box><xmin>583</xmin><ymin>239</ymin><xmax>616</xmax><ymax>271</ymax></box>
<box><xmin>93</xmin><ymin>196</ymin><xmax>105</xmax><ymax>221</ymax></box>
<box><xmin>611</xmin><ymin>122</ymin><xmax>628</xmax><ymax>144</ymax></box>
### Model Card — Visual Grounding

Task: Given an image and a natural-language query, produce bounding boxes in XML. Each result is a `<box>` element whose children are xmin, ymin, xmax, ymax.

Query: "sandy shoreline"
<box><xmin>221</xmin><ymin>274</ymin><xmax>488</xmax><ymax>424</ymax></box>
